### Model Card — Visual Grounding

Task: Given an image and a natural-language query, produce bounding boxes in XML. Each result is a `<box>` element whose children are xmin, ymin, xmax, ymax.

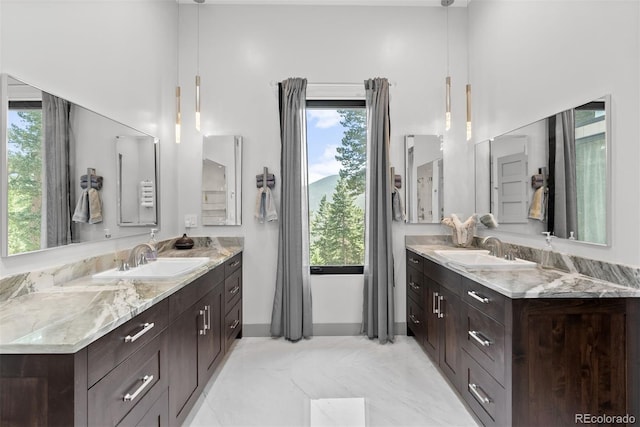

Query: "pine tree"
<box><xmin>310</xmin><ymin>195</ymin><xmax>330</xmax><ymax>265</ymax></box>
<box><xmin>335</xmin><ymin>109</ymin><xmax>366</xmax><ymax>197</ymax></box>
<box><xmin>7</xmin><ymin>111</ymin><xmax>43</xmax><ymax>255</ymax></box>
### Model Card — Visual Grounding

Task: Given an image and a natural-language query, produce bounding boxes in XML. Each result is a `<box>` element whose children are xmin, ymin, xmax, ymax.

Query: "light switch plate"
<box><xmin>184</xmin><ymin>214</ymin><xmax>198</xmax><ymax>227</ymax></box>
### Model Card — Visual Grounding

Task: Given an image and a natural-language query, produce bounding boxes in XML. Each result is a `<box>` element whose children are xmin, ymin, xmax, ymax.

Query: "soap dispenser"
<box><xmin>540</xmin><ymin>231</ymin><xmax>554</xmax><ymax>269</ymax></box>
<box><xmin>147</xmin><ymin>228</ymin><xmax>158</xmax><ymax>261</ymax></box>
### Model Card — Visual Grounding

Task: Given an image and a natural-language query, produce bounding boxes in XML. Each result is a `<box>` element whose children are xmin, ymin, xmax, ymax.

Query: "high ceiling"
<box><xmin>177</xmin><ymin>0</ymin><xmax>468</xmax><ymax>6</ymax></box>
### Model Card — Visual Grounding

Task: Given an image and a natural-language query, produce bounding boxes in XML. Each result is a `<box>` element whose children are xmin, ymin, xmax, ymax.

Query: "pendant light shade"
<box><xmin>466</xmin><ymin>84</ymin><xmax>472</xmax><ymax>141</ymax></box>
<box><xmin>176</xmin><ymin>86</ymin><xmax>182</xmax><ymax>144</ymax></box>
<box><xmin>195</xmin><ymin>75</ymin><xmax>201</xmax><ymax>131</ymax></box>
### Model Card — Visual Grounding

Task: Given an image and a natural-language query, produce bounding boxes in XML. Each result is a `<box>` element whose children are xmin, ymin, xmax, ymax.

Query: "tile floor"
<box><xmin>183</xmin><ymin>336</ymin><xmax>479</xmax><ymax>427</ymax></box>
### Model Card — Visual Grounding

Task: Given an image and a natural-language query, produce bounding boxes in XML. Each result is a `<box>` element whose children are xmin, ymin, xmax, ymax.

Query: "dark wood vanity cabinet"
<box><xmin>406</xmin><ymin>250</ymin><xmax>462</xmax><ymax>389</ymax></box>
<box><xmin>406</xmin><ymin>249</ymin><xmax>639</xmax><ymax>426</ymax></box>
<box><xmin>0</xmin><ymin>252</ymin><xmax>244</xmax><ymax>427</ymax></box>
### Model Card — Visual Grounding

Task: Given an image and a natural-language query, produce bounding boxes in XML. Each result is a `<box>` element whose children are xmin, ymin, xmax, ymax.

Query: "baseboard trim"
<box><xmin>243</xmin><ymin>322</ymin><xmax>406</xmax><ymax>337</ymax></box>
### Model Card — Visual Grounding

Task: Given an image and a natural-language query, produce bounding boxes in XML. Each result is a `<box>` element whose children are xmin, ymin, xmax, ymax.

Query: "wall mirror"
<box><xmin>475</xmin><ymin>96</ymin><xmax>610</xmax><ymax>245</ymax></box>
<box><xmin>202</xmin><ymin>135</ymin><xmax>242</xmax><ymax>226</ymax></box>
<box><xmin>404</xmin><ymin>134</ymin><xmax>444</xmax><ymax>223</ymax></box>
<box><xmin>1</xmin><ymin>75</ymin><xmax>160</xmax><ymax>257</ymax></box>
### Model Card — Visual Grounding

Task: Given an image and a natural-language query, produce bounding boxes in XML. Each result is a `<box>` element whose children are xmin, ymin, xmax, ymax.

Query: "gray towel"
<box><xmin>88</xmin><ymin>188</ymin><xmax>103</xmax><ymax>224</ymax></box>
<box><xmin>392</xmin><ymin>187</ymin><xmax>405</xmax><ymax>222</ymax></box>
<box><xmin>72</xmin><ymin>190</ymin><xmax>89</xmax><ymax>223</ymax></box>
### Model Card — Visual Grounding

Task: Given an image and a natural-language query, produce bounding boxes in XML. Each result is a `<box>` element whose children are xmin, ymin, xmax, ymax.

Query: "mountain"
<box><xmin>308</xmin><ymin>174</ymin><xmax>365</xmax><ymax>214</ymax></box>
<box><xmin>308</xmin><ymin>175</ymin><xmax>339</xmax><ymax>214</ymax></box>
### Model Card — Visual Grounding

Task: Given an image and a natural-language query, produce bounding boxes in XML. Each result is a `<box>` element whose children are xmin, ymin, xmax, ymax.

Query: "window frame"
<box><xmin>306</xmin><ymin>98</ymin><xmax>366</xmax><ymax>275</ymax></box>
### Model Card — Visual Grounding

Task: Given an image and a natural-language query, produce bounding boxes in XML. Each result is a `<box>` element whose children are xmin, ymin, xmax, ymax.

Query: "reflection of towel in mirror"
<box><xmin>392</xmin><ymin>187</ymin><xmax>405</xmax><ymax>221</ymax></box>
<box><xmin>528</xmin><ymin>186</ymin><xmax>545</xmax><ymax>221</ymax></box>
<box><xmin>88</xmin><ymin>188</ymin><xmax>103</xmax><ymax>224</ymax></box>
<box><xmin>72</xmin><ymin>190</ymin><xmax>89</xmax><ymax>223</ymax></box>
<box><xmin>255</xmin><ymin>187</ymin><xmax>278</xmax><ymax>223</ymax></box>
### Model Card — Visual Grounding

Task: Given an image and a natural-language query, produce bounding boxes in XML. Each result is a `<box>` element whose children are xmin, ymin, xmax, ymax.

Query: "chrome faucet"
<box><xmin>127</xmin><ymin>243</ymin><xmax>155</xmax><ymax>268</ymax></box>
<box><xmin>481</xmin><ymin>236</ymin><xmax>504</xmax><ymax>258</ymax></box>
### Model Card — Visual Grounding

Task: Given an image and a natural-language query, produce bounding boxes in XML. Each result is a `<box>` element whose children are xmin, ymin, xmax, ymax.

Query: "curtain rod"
<box><xmin>269</xmin><ymin>80</ymin><xmax>396</xmax><ymax>87</ymax></box>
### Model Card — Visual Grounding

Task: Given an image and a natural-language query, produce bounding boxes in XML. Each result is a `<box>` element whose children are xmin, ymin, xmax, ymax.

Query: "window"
<box><xmin>7</xmin><ymin>100</ymin><xmax>43</xmax><ymax>255</ymax></box>
<box><xmin>306</xmin><ymin>100</ymin><xmax>366</xmax><ymax>274</ymax></box>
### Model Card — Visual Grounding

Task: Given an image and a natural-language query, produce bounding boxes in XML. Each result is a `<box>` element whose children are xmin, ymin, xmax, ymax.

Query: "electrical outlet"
<box><xmin>184</xmin><ymin>214</ymin><xmax>197</xmax><ymax>227</ymax></box>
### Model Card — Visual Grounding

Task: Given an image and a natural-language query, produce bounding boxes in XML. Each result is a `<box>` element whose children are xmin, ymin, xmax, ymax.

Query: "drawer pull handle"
<box><xmin>437</xmin><ymin>295</ymin><xmax>444</xmax><ymax>318</ymax></box>
<box><xmin>467</xmin><ymin>290</ymin><xmax>490</xmax><ymax>304</ymax></box>
<box><xmin>123</xmin><ymin>375</ymin><xmax>154</xmax><ymax>402</ymax></box>
<box><xmin>230</xmin><ymin>319</ymin><xmax>240</xmax><ymax>330</ymax></box>
<box><xmin>409</xmin><ymin>258</ymin><xmax>420</xmax><ymax>264</ymax></box>
<box><xmin>408</xmin><ymin>282</ymin><xmax>420</xmax><ymax>291</ymax></box>
<box><xmin>433</xmin><ymin>292</ymin><xmax>440</xmax><ymax>315</ymax></box>
<box><xmin>229</xmin><ymin>260</ymin><xmax>241</xmax><ymax>268</ymax></box>
<box><xmin>469</xmin><ymin>383</ymin><xmax>492</xmax><ymax>405</ymax></box>
<box><xmin>468</xmin><ymin>330</ymin><xmax>492</xmax><ymax>347</ymax></box>
<box><xmin>199</xmin><ymin>309</ymin><xmax>207</xmax><ymax>335</ymax></box>
<box><xmin>205</xmin><ymin>305</ymin><xmax>211</xmax><ymax>331</ymax></box>
<box><xmin>124</xmin><ymin>322</ymin><xmax>155</xmax><ymax>343</ymax></box>
<box><xmin>229</xmin><ymin>285</ymin><xmax>241</xmax><ymax>295</ymax></box>
<box><xmin>409</xmin><ymin>314</ymin><xmax>421</xmax><ymax>324</ymax></box>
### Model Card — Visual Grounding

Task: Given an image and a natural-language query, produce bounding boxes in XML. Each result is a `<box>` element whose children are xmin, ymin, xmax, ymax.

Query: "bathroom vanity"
<box><xmin>0</xmin><ymin>240</ymin><xmax>243</xmax><ymax>426</ymax></box>
<box><xmin>406</xmin><ymin>243</ymin><xmax>640</xmax><ymax>426</ymax></box>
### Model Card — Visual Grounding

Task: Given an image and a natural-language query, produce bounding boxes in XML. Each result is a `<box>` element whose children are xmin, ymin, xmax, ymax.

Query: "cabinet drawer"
<box><xmin>224</xmin><ymin>300</ymin><xmax>242</xmax><ymax>349</ymax></box>
<box><xmin>406</xmin><ymin>296</ymin><xmax>425</xmax><ymax>338</ymax></box>
<box><xmin>462</xmin><ymin>278</ymin><xmax>506</xmax><ymax>324</ymax></box>
<box><xmin>224</xmin><ymin>268</ymin><xmax>242</xmax><ymax>313</ymax></box>
<box><xmin>169</xmin><ymin>266</ymin><xmax>224</xmax><ymax>320</ymax></box>
<box><xmin>117</xmin><ymin>388</ymin><xmax>168</xmax><ymax>427</ymax></box>
<box><xmin>406</xmin><ymin>266</ymin><xmax>424</xmax><ymax>305</ymax></box>
<box><xmin>425</xmin><ymin>258</ymin><xmax>461</xmax><ymax>294</ymax></box>
<box><xmin>88</xmin><ymin>299</ymin><xmax>168</xmax><ymax>387</ymax></box>
<box><xmin>224</xmin><ymin>253</ymin><xmax>242</xmax><ymax>277</ymax></box>
<box><xmin>88</xmin><ymin>332</ymin><xmax>168</xmax><ymax>427</ymax></box>
<box><xmin>406</xmin><ymin>250</ymin><xmax>424</xmax><ymax>272</ymax></box>
<box><xmin>461</xmin><ymin>350</ymin><xmax>507</xmax><ymax>427</ymax></box>
<box><xmin>463</xmin><ymin>305</ymin><xmax>506</xmax><ymax>384</ymax></box>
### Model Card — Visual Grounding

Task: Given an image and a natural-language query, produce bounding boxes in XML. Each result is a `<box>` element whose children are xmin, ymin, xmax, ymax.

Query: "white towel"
<box><xmin>72</xmin><ymin>190</ymin><xmax>89</xmax><ymax>223</ymax></box>
<box><xmin>255</xmin><ymin>187</ymin><xmax>278</xmax><ymax>223</ymax></box>
<box><xmin>392</xmin><ymin>186</ymin><xmax>405</xmax><ymax>222</ymax></box>
<box><xmin>88</xmin><ymin>188</ymin><xmax>103</xmax><ymax>224</ymax></box>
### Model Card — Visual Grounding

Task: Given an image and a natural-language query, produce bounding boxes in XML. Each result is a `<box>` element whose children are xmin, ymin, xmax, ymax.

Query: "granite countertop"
<box><xmin>406</xmin><ymin>243</ymin><xmax>640</xmax><ymax>299</ymax></box>
<box><xmin>0</xmin><ymin>238</ymin><xmax>243</xmax><ymax>354</ymax></box>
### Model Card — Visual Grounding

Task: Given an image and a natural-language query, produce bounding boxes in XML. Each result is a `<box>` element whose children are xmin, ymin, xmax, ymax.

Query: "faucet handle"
<box><xmin>138</xmin><ymin>254</ymin><xmax>148</xmax><ymax>265</ymax></box>
<box><xmin>117</xmin><ymin>260</ymin><xmax>129</xmax><ymax>271</ymax></box>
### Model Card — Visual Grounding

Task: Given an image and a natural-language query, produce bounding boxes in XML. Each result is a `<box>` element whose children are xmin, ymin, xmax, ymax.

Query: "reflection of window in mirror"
<box><xmin>7</xmin><ymin>98</ymin><xmax>43</xmax><ymax>255</ymax></box>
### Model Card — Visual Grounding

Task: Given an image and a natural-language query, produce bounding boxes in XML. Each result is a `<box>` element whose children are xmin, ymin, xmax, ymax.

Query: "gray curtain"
<box><xmin>270</xmin><ymin>78</ymin><xmax>312</xmax><ymax>341</ymax></box>
<box><xmin>554</xmin><ymin>110</ymin><xmax>578</xmax><ymax>238</ymax></box>
<box><xmin>361</xmin><ymin>78</ymin><xmax>394</xmax><ymax>344</ymax></box>
<box><xmin>42</xmin><ymin>93</ymin><xmax>73</xmax><ymax>248</ymax></box>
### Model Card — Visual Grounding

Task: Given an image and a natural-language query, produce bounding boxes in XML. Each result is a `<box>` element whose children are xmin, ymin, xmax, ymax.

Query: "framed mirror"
<box><xmin>475</xmin><ymin>96</ymin><xmax>610</xmax><ymax>245</ymax></box>
<box><xmin>404</xmin><ymin>134</ymin><xmax>444</xmax><ymax>223</ymax></box>
<box><xmin>1</xmin><ymin>75</ymin><xmax>160</xmax><ymax>257</ymax></box>
<box><xmin>202</xmin><ymin>135</ymin><xmax>242</xmax><ymax>226</ymax></box>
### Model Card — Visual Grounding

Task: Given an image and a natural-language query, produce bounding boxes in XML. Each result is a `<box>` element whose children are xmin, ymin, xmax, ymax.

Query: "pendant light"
<box><xmin>176</xmin><ymin>2</ymin><xmax>182</xmax><ymax>144</ymax></box>
<box><xmin>465</xmin><ymin>0</ymin><xmax>472</xmax><ymax>141</ymax></box>
<box><xmin>442</xmin><ymin>0</ymin><xmax>454</xmax><ymax>131</ymax></box>
<box><xmin>195</xmin><ymin>0</ymin><xmax>204</xmax><ymax>132</ymax></box>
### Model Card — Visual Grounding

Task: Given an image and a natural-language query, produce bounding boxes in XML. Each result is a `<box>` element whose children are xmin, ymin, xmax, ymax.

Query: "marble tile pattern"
<box><xmin>182</xmin><ymin>336</ymin><xmax>479</xmax><ymax>427</ymax></box>
<box><xmin>406</xmin><ymin>236</ymin><xmax>640</xmax><ymax>299</ymax></box>
<box><xmin>0</xmin><ymin>237</ymin><xmax>243</xmax><ymax>354</ymax></box>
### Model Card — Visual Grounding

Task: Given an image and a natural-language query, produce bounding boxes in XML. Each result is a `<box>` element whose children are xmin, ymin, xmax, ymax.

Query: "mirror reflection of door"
<box><xmin>202</xmin><ymin>159</ymin><xmax>227</xmax><ymax>225</ymax></box>
<box><xmin>404</xmin><ymin>134</ymin><xmax>443</xmax><ymax>224</ymax></box>
<box><xmin>417</xmin><ymin>162</ymin><xmax>432</xmax><ymax>222</ymax></box>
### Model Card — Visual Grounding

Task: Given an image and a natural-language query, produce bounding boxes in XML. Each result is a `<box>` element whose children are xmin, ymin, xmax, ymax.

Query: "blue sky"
<box><xmin>306</xmin><ymin>109</ymin><xmax>344</xmax><ymax>184</ymax></box>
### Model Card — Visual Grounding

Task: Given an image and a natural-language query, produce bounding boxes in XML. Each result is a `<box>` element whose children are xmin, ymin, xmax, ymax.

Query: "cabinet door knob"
<box><xmin>124</xmin><ymin>322</ymin><xmax>155</xmax><ymax>343</ymax></box>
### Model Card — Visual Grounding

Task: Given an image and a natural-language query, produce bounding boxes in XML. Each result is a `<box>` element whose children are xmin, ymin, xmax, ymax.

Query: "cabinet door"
<box><xmin>168</xmin><ymin>304</ymin><xmax>200</xmax><ymax>425</ymax></box>
<box><xmin>438</xmin><ymin>286</ymin><xmax>461</xmax><ymax>388</ymax></box>
<box><xmin>423</xmin><ymin>278</ymin><xmax>439</xmax><ymax>360</ymax></box>
<box><xmin>198</xmin><ymin>284</ymin><xmax>224</xmax><ymax>386</ymax></box>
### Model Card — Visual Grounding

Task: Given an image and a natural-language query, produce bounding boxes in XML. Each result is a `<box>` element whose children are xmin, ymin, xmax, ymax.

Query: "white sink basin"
<box><xmin>93</xmin><ymin>257</ymin><xmax>210</xmax><ymax>280</ymax></box>
<box><xmin>434</xmin><ymin>249</ymin><xmax>537</xmax><ymax>271</ymax></box>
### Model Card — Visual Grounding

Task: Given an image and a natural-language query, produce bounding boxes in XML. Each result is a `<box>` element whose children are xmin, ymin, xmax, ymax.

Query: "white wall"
<box><xmin>176</xmin><ymin>5</ymin><xmax>471</xmax><ymax>330</ymax></box>
<box><xmin>469</xmin><ymin>0</ymin><xmax>640</xmax><ymax>266</ymax></box>
<box><xmin>0</xmin><ymin>0</ymin><xmax>180</xmax><ymax>276</ymax></box>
